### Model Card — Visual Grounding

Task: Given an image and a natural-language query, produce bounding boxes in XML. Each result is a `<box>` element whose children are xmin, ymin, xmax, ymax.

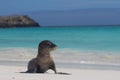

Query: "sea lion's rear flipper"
<box><xmin>20</xmin><ymin>69</ymin><xmax>36</xmax><ymax>73</ymax></box>
<box><xmin>26</xmin><ymin>70</ymin><xmax>34</xmax><ymax>73</ymax></box>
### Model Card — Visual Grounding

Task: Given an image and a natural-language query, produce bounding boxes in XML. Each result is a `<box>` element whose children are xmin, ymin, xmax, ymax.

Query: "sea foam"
<box><xmin>0</xmin><ymin>47</ymin><xmax>120</xmax><ymax>67</ymax></box>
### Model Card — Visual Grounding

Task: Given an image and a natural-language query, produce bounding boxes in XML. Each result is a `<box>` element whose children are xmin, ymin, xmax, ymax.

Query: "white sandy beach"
<box><xmin>0</xmin><ymin>65</ymin><xmax>120</xmax><ymax>80</ymax></box>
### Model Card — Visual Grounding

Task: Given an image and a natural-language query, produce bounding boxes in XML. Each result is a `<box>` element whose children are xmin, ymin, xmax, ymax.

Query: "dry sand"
<box><xmin>0</xmin><ymin>65</ymin><xmax>120</xmax><ymax>80</ymax></box>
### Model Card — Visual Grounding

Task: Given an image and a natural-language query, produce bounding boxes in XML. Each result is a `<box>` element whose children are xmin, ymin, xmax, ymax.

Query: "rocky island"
<box><xmin>0</xmin><ymin>15</ymin><xmax>40</xmax><ymax>28</ymax></box>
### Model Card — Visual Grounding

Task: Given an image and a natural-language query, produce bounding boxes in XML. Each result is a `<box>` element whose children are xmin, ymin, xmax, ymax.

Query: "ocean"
<box><xmin>0</xmin><ymin>26</ymin><xmax>120</xmax><ymax>70</ymax></box>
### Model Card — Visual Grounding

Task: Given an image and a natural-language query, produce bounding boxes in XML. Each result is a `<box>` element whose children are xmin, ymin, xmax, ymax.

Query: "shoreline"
<box><xmin>0</xmin><ymin>59</ymin><xmax>120</xmax><ymax>71</ymax></box>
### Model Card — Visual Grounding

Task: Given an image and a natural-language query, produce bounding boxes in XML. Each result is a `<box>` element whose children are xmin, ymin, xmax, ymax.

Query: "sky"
<box><xmin>0</xmin><ymin>0</ymin><xmax>120</xmax><ymax>15</ymax></box>
<box><xmin>0</xmin><ymin>0</ymin><xmax>120</xmax><ymax>26</ymax></box>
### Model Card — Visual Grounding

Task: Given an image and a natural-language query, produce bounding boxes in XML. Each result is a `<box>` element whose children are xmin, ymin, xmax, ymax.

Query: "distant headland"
<box><xmin>0</xmin><ymin>15</ymin><xmax>40</xmax><ymax>28</ymax></box>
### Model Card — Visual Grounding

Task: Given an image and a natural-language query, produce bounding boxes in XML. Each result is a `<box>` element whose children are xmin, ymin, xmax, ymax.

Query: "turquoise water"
<box><xmin>0</xmin><ymin>26</ymin><xmax>120</xmax><ymax>69</ymax></box>
<box><xmin>0</xmin><ymin>27</ymin><xmax>120</xmax><ymax>51</ymax></box>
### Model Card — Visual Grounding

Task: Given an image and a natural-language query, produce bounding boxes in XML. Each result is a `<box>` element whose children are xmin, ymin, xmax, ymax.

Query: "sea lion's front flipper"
<box><xmin>56</xmin><ymin>72</ymin><xmax>71</xmax><ymax>75</ymax></box>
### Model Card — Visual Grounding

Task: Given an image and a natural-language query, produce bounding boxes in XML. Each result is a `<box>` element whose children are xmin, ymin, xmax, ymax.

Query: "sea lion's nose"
<box><xmin>52</xmin><ymin>44</ymin><xmax>57</xmax><ymax>48</ymax></box>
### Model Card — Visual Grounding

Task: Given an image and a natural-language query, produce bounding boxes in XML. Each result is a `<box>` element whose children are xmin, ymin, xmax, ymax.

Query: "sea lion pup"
<box><xmin>26</xmin><ymin>40</ymin><xmax>57</xmax><ymax>73</ymax></box>
<box><xmin>26</xmin><ymin>40</ymin><xmax>71</xmax><ymax>75</ymax></box>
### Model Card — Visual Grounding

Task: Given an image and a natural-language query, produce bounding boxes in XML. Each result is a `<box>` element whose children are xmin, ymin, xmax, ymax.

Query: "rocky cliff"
<box><xmin>0</xmin><ymin>15</ymin><xmax>40</xmax><ymax>28</ymax></box>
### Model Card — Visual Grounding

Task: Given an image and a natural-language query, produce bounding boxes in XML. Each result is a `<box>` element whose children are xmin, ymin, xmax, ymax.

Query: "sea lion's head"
<box><xmin>39</xmin><ymin>40</ymin><xmax>57</xmax><ymax>51</ymax></box>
